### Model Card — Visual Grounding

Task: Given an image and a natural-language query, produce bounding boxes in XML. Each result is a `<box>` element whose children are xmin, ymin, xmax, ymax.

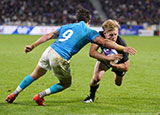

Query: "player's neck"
<box><xmin>76</xmin><ymin>20</ymin><xmax>90</xmax><ymax>27</ymax></box>
<box><xmin>85</xmin><ymin>23</ymin><xmax>90</xmax><ymax>27</ymax></box>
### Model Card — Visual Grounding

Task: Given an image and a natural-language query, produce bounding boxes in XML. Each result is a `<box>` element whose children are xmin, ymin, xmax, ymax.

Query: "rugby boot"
<box><xmin>33</xmin><ymin>94</ymin><xmax>45</xmax><ymax>106</ymax></box>
<box><xmin>6</xmin><ymin>93</ymin><xmax>16</xmax><ymax>103</ymax></box>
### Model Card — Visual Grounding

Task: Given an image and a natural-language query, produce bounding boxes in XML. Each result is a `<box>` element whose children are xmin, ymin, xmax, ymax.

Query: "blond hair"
<box><xmin>102</xmin><ymin>19</ymin><xmax>120</xmax><ymax>32</ymax></box>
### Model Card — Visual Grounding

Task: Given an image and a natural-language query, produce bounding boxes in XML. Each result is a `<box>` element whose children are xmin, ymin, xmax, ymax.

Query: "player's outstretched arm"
<box><xmin>93</xmin><ymin>36</ymin><xmax>136</xmax><ymax>55</ymax></box>
<box><xmin>24</xmin><ymin>30</ymin><xmax>59</xmax><ymax>54</ymax></box>
<box><xmin>123</xmin><ymin>47</ymin><xmax>136</xmax><ymax>55</ymax></box>
<box><xmin>110</xmin><ymin>60</ymin><xmax>129</xmax><ymax>72</ymax></box>
<box><xmin>89</xmin><ymin>43</ymin><xmax>123</xmax><ymax>61</ymax></box>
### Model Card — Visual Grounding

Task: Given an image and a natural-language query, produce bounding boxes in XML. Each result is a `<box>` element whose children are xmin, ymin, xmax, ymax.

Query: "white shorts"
<box><xmin>38</xmin><ymin>46</ymin><xmax>71</xmax><ymax>81</ymax></box>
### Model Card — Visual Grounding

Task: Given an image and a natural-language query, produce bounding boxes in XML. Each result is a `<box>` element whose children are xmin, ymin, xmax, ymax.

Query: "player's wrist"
<box><xmin>109</xmin><ymin>63</ymin><xmax>112</xmax><ymax>68</ymax></box>
<box><xmin>109</xmin><ymin>62</ymin><xmax>116</xmax><ymax>68</ymax></box>
<box><xmin>117</xmin><ymin>45</ymin><xmax>125</xmax><ymax>51</ymax></box>
<box><xmin>31</xmin><ymin>42</ymin><xmax>37</xmax><ymax>49</ymax></box>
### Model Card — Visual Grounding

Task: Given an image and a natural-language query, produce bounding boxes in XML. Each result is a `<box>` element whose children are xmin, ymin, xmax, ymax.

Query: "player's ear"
<box><xmin>103</xmin><ymin>31</ymin><xmax>106</xmax><ymax>35</ymax></box>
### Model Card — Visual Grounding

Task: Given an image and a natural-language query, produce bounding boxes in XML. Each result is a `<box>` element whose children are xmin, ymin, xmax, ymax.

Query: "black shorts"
<box><xmin>101</xmin><ymin>61</ymin><xmax>126</xmax><ymax>77</ymax></box>
<box><xmin>112</xmin><ymin>68</ymin><xmax>126</xmax><ymax>77</ymax></box>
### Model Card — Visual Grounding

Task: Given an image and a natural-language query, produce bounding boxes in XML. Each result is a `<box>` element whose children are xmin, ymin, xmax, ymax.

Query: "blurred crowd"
<box><xmin>0</xmin><ymin>0</ymin><xmax>159</xmax><ymax>26</ymax></box>
<box><xmin>0</xmin><ymin>0</ymin><xmax>101</xmax><ymax>26</ymax></box>
<box><xmin>100</xmin><ymin>0</ymin><xmax>160</xmax><ymax>25</ymax></box>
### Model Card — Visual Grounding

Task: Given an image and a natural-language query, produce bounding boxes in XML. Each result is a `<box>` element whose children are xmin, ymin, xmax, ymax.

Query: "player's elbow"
<box><xmin>123</xmin><ymin>66</ymin><xmax>129</xmax><ymax>72</ymax></box>
<box><xmin>89</xmin><ymin>52</ymin><xmax>95</xmax><ymax>58</ymax></box>
<box><xmin>126</xmin><ymin>66</ymin><xmax>129</xmax><ymax>71</ymax></box>
<box><xmin>123</xmin><ymin>62</ymin><xmax>129</xmax><ymax>71</ymax></box>
<box><xmin>124</xmin><ymin>65</ymin><xmax>129</xmax><ymax>71</ymax></box>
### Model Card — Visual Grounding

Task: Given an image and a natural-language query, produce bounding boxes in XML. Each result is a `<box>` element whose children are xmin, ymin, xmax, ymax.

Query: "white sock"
<box><xmin>39</xmin><ymin>88</ymin><xmax>51</xmax><ymax>98</ymax></box>
<box><xmin>13</xmin><ymin>86</ymin><xmax>22</xmax><ymax>95</ymax></box>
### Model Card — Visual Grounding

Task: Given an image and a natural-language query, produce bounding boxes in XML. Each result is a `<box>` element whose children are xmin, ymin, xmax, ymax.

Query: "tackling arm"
<box><xmin>89</xmin><ymin>43</ymin><xmax>123</xmax><ymax>61</ymax></box>
<box><xmin>93</xmin><ymin>36</ymin><xmax>136</xmax><ymax>55</ymax></box>
<box><xmin>24</xmin><ymin>30</ymin><xmax>59</xmax><ymax>54</ymax></box>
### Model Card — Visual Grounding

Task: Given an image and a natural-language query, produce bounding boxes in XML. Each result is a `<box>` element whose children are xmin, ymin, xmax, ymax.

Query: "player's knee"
<box><xmin>30</xmin><ymin>74</ymin><xmax>38</xmax><ymax>80</ymax></box>
<box><xmin>115</xmin><ymin>81</ymin><xmax>122</xmax><ymax>86</ymax></box>
<box><xmin>90</xmin><ymin>75</ymin><xmax>102</xmax><ymax>86</ymax></box>
<box><xmin>62</xmin><ymin>82</ymin><xmax>72</xmax><ymax>89</ymax></box>
<box><xmin>64</xmin><ymin>84</ymin><xmax>71</xmax><ymax>89</ymax></box>
<box><xmin>66</xmin><ymin>83</ymin><xmax>71</xmax><ymax>88</ymax></box>
<box><xmin>115</xmin><ymin>77</ymin><xmax>123</xmax><ymax>86</ymax></box>
<box><xmin>93</xmin><ymin>78</ymin><xmax>101</xmax><ymax>84</ymax></box>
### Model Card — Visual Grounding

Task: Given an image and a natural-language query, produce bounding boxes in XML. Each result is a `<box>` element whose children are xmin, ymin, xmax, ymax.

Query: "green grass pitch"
<box><xmin>0</xmin><ymin>35</ymin><xmax>160</xmax><ymax>115</ymax></box>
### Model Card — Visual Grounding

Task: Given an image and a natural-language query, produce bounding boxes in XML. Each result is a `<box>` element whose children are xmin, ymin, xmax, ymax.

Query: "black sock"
<box><xmin>90</xmin><ymin>84</ymin><xmax>99</xmax><ymax>98</ymax></box>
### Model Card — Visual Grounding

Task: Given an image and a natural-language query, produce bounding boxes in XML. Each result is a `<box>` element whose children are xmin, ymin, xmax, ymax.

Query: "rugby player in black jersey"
<box><xmin>83</xmin><ymin>19</ymin><xmax>129</xmax><ymax>103</ymax></box>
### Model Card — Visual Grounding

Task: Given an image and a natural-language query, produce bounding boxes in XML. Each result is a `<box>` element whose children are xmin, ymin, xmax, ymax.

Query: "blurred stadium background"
<box><xmin>0</xmin><ymin>0</ymin><xmax>160</xmax><ymax>36</ymax></box>
<box><xmin>1</xmin><ymin>0</ymin><xmax>160</xmax><ymax>114</ymax></box>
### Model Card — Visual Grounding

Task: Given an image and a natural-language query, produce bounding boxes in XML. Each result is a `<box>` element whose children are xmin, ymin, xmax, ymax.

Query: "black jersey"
<box><xmin>99</xmin><ymin>31</ymin><xmax>129</xmax><ymax>63</ymax></box>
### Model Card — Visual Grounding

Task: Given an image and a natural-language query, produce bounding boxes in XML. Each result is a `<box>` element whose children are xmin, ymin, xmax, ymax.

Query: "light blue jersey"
<box><xmin>50</xmin><ymin>21</ymin><xmax>100</xmax><ymax>61</ymax></box>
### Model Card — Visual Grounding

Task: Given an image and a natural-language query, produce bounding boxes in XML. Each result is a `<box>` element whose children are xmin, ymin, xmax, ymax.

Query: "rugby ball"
<box><xmin>102</xmin><ymin>48</ymin><xmax>118</xmax><ymax>63</ymax></box>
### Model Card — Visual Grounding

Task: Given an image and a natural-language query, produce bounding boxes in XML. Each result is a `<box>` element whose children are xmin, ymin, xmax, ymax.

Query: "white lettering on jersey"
<box><xmin>59</xmin><ymin>30</ymin><xmax>73</xmax><ymax>42</ymax></box>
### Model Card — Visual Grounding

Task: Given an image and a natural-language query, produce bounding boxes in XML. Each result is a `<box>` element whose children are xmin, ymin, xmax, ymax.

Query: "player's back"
<box><xmin>51</xmin><ymin>21</ymin><xmax>99</xmax><ymax>61</ymax></box>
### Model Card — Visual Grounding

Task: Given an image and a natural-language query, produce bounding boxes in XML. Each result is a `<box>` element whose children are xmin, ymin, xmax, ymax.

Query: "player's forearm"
<box><xmin>90</xmin><ymin>43</ymin><xmax>109</xmax><ymax>61</ymax></box>
<box><xmin>31</xmin><ymin>31</ymin><xmax>59</xmax><ymax>48</ymax></box>
<box><xmin>94</xmin><ymin>36</ymin><xmax>125</xmax><ymax>52</ymax></box>
<box><xmin>90</xmin><ymin>51</ymin><xmax>110</xmax><ymax>61</ymax></box>
<box><xmin>31</xmin><ymin>32</ymin><xmax>54</xmax><ymax>48</ymax></box>
<box><xmin>34</xmin><ymin>35</ymin><xmax>50</xmax><ymax>47</ymax></box>
<box><xmin>104</xmin><ymin>39</ymin><xmax>125</xmax><ymax>51</ymax></box>
<box><xmin>111</xmin><ymin>63</ymin><xmax>129</xmax><ymax>72</ymax></box>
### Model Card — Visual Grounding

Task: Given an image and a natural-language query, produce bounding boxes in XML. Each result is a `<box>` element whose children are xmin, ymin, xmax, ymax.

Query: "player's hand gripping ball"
<box><xmin>103</xmin><ymin>48</ymin><xmax>118</xmax><ymax>63</ymax></box>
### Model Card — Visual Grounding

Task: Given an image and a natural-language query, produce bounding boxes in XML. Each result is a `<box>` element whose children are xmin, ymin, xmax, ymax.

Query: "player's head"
<box><xmin>76</xmin><ymin>8</ymin><xmax>91</xmax><ymax>25</ymax></box>
<box><xmin>102</xmin><ymin>19</ymin><xmax>120</xmax><ymax>42</ymax></box>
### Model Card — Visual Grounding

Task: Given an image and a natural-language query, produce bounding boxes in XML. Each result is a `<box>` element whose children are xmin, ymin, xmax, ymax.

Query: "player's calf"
<box><xmin>113</xmin><ymin>71</ymin><xmax>125</xmax><ymax>86</ymax></box>
<box><xmin>82</xmin><ymin>84</ymin><xmax>99</xmax><ymax>103</ymax></box>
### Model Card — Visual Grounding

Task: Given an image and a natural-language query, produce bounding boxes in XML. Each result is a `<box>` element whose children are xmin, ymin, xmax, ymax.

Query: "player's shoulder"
<box><xmin>62</xmin><ymin>21</ymin><xmax>89</xmax><ymax>31</ymax></box>
<box><xmin>116</xmin><ymin>36</ymin><xmax>127</xmax><ymax>46</ymax></box>
<box><xmin>61</xmin><ymin>22</ymin><xmax>76</xmax><ymax>28</ymax></box>
<box><xmin>99</xmin><ymin>31</ymin><xmax>105</xmax><ymax>38</ymax></box>
<box><xmin>98</xmin><ymin>31</ymin><xmax>126</xmax><ymax>46</ymax></box>
<box><xmin>58</xmin><ymin>22</ymin><xmax>83</xmax><ymax>33</ymax></box>
<box><xmin>77</xmin><ymin>21</ymin><xmax>88</xmax><ymax>29</ymax></box>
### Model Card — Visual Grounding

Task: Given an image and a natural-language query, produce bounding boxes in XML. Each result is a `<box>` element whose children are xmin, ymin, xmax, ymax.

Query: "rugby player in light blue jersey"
<box><xmin>6</xmin><ymin>8</ymin><xmax>136</xmax><ymax>106</ymax></box>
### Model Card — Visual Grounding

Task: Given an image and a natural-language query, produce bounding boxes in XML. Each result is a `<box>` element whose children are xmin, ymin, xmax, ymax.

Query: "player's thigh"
<box><xmin>52</xmin><ymin>65</ymin><xmax>71</xmax><ymax>87</ymax></box>
<box><xmin>52</xmin><ymin>65</ymin><xmax>71</xmax><ymax>89</ymax></box>
<box><xmin>31</xmin><ymin>47</ymin><xmax>52</xmax><ymax>80</ymax></box>
<box><xmin>51</xmin><ymin>58</ymin><xmax>71</xmax><ymax>78</ymax></box>
<box><xmin>93</xmin><ymin>61</ymin><xmax>109</xmax><ymax>80</ymax></box>
<box><xmin>48</xmin><ymin>51</ymin><xmax>72</xmax><ymax>87</ymax></box>
<box><xmin>38</xmin><ymin>46</ymin><xmax>52</xmax><ymax>71</ymax></box>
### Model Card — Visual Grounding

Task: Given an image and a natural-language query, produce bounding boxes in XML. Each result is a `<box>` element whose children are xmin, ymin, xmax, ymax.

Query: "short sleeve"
<box><xmin>89</xmin><ymin>30</ymin><xmax>100</xmax><ymax>43</ymax></box>
<box><xmin>57</xmin><ymin>27</ymin><xmax>61</xmax><ymax>32</ymax></box>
